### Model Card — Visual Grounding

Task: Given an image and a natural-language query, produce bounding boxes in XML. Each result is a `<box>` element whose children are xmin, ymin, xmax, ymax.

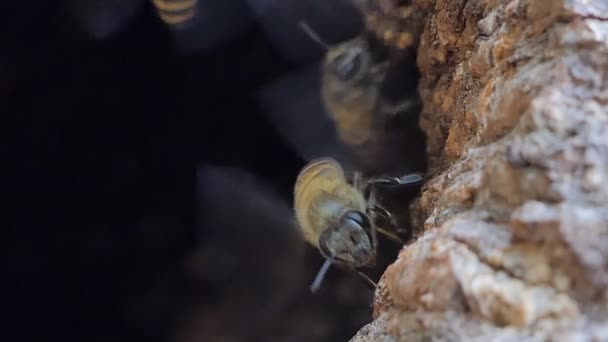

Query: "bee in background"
<box><xmin>294</xmin><ymin>157</ymin><xmax>423</xmax><ymax>293</ymax></box>
<box><xmin>151</xmin><ymin>0</ymin><xmax>198</xmax><ymax>28</ymax></box>
<box><xmin>298</xmin><ymin>21</ymin><xmax>425</xmax><ymax>176</ymax></box>
<box><xmin>299</xmin><ymin>22</ymin><xmax>385</xmax><ymax>147</ymax></box>
<box><xmin>68</xmin><ymin>0</ymin><xmax>252</xmax><ymax>54</ymax></box>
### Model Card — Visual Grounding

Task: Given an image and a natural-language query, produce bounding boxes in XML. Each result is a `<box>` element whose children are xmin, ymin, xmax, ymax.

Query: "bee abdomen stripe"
<box><xmin>152</xmin><ymin>0</ymin><xmax>197</xmax><ymax>25</ymax></box>
<box><xmin>152</xmin><ymin>0</ymin><xmax>196</xmax><ymax>11</ymax></box>
<box><xmin>295</xmin><ymin>158</ymin><xmax>343</xmax><ymax>187</ymax></box>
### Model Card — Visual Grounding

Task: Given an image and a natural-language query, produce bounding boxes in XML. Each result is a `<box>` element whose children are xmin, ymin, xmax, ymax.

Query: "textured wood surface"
<box><xmin>352</xmin><ymin>0</ymin><xmax>608</xmax><ymax>340</ymax></box>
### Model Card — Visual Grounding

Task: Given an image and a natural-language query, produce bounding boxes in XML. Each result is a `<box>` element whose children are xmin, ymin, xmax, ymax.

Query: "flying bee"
<box><xmin>151</xmin><ymin>0</ymin><xmax>198</xmax><ymax>27</ymax></box>
<box><xmin>296</xmin><ymin>22</ymin><xmax>426</xmax><ymax>176</ymax></box>
<box><xmin>257</xmin><ymin>7</ymin><xmax>426</xmax><ymax>177</ymax></box>
<box><xmin>294</xmin><ymin>157</ymin><xmax>423</xmax><ymax>293</ymax></box>
<box><xmin>322</xmin><ymin>37</ymin><xmax>387</xmax><ymax>147</ymax></box>
<box><xmin>299</xmin><ymin>22</ymin><xmax>386</xmax><ymax>147</ymax></box>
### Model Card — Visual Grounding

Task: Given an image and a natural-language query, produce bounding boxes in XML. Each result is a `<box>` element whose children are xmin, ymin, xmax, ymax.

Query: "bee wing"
<box><xmin>196</xmin><ymin>164</ymin><xmax>306</xmax><ymax>299</ymax></box>
<box><xmin>257</xmin><ymin>64</ymin><xmax>358</xmax><ymax>173</ymax></box>
<box><xmin>67</xmin><ymin>0</ymin><xmax>144</xmax><ymax>40</ymax></box>
<box><xmin>295</xmin><ymin>158</ymin><xmax>344</xmax><ymax>190</ymax></box>
<box><xmin>196</xmin><ymin>165</ymin><xmax>302</xmax><ymax>247</ymax></box>
<box><xmin>293</xmin><ymin>158</ymin><xmax>348</xmax><ymax>245</ymax></box>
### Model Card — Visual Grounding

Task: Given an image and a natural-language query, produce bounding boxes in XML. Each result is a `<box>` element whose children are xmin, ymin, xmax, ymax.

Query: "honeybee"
<box><xmin>294</xmin><ymin>157</ymin><xmax>423</xmax><ymax>292</ymax></box>
<box><xmin>151</xmin><ymin>0</ymin><xmax>198</xmax><ymax>27</ymax></box>
<box><xmin>297</xmin><ymin>21</ymin><xmax>426</xmax><ymax>176</ymax></box>
<box><xmin>256</xmin><ymin>4</ymin><xmax>426</xmax><ymax>177</ymax></box>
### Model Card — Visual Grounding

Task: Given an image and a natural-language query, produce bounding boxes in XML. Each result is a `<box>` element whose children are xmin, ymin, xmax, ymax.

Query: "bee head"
<box><xmin>319</xmin><ymin>209</ymin><xmax>374</xmax><ymax>267</ymax></box>
<box><xmin>298</xmin><ymin>21</ymin><xmax>369</xmax><ymax>83</ymax></box>
<box><xmin>324</xmin><ymin>39</ymin><xmax>371</xmax><ymax>83</ymax></box>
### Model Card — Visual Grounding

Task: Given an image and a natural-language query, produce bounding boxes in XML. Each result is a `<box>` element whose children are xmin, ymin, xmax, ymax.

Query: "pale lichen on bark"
<box><xmin>352</xmin><ymin>0</ymin><xmax>608</xmax><ymax>340</ymax></box>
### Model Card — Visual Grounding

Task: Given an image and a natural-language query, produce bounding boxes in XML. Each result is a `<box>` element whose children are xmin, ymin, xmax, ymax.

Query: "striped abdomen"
<box><xmin>151</xmin><ymin>0</ymin><xmax>197</xmax><ymax>27</ymax></box>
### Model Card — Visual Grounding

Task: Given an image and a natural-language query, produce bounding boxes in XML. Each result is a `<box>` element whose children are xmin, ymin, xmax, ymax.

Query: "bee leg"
<box><xmin>356</xmin><ymin>173</ymin><xmax>378</xmax><ymax>198</ymax></box>
<box><xmin>368</xmin><ymin>205</ymin><xmax>405</xmax><ymax>244</ymax></box>
<box><xmin>376</xmin><ymin>226</ymin><xmax>404</xmax><ymax>245</ymax></box>
<box><xmin>366</xmin><ymin>185</ymin><xmax>402</xmax><ymax>244</ymax></box>
<box><xmin>369</xmin><ymin>205</ymin><xmax>397</xmax><ymax>228</ymax></box>
<box><xmin>370</xmin><ymin>173</ymin><xmax>425</xmax><ymax>189</ymax></box>
<box><xmin>354</xmin><ymin>269</ymin><xmax>377</xmax><ymax>290</ymax></box>
<box><xmin>354</xmin><ymin>172</ymin><xmax>377</xmax><ymax>200</ymax></box>
<box><xmin>383</xmin><ymin>99</ymin><xmax>417</xmax><ymax>117</ymax></box>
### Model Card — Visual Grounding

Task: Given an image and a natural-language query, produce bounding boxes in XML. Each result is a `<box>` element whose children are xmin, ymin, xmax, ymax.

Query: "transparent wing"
<box><xmin>256</xmin><ymin>64</ymin><xmax>358</xmax><ymax>173</ymax></box>
<box><xmin>67</xmin><ymin>0</ymin><xmax>144</xmax><ymax>40</ymax></box>
<box><xmin>196</xmin><ymin>164</ymin><xmax>301</xmax><ymax>244</ymax></box>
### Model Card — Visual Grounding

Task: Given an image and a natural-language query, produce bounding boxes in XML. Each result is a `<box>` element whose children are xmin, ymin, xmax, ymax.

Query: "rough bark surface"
<box><xmin>352</xmin><ymin>0</ymin><xmax>608</xmax><ymax>340</ymax></box>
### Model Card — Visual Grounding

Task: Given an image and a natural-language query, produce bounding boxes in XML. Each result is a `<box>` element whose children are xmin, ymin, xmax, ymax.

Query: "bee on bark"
<box><xmin>293</xmin><ymin>157</ymin><xmax>423</xmax><ymax>293</ymax></box>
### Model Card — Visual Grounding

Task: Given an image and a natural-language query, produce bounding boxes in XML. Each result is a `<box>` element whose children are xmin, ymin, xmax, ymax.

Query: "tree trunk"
<box><xmin>352</xmin><ymin>0</ymin><xmax>608</xmax><ymax>340</ymax></box>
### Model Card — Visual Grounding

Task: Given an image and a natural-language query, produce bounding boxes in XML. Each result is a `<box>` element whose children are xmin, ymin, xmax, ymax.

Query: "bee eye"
<box><xmin>342</xmin><ymin>210</ymin><xmax>371</xmax><ymax>230</ymax></box>
<box><xmin>333</xmin><ymin>51</ymin><xmax>362</xmax><ymax>80</ymax></box>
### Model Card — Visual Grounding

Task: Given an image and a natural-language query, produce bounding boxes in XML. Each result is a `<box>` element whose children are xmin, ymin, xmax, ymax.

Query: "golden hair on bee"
<box><xmin>294</xmin><ymin>157</ymin><xmax>378</xmax><ymax>292</ymax></box>
<box><xmin>321</xmin><ymin>37</ymin><xmax>389</xmax><ymax>147</ymax></box>
<box><xmin>151</xmin><ymin>0</ymin><xmax>197</xmax><ymax>27</ymax></box>
<box><xmin>294</xmin><ymin>158</ymin><xmax>367</xmax><ymax>246</ymax></box>
<box><xmin>294</xmin><ymin>156</ymin><xmax>432</xmax><ymax>295</ymax></box>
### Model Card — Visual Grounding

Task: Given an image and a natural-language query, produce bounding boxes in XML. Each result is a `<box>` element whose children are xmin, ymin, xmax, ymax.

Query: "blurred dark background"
<box><xmin>2</xmin><ymin>1</ymin><xmax>406</xmax><ymax>341</ymax></box>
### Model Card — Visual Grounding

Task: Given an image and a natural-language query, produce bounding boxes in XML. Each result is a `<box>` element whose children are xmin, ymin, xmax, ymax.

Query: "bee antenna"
<box><xmin>298</xmin><ymin>21</ymin><xmax>330</xmax><ymax>50</ymax></box>
<box><xmin>309</xmin><ymin>259</ymin><xmax>332</xmax><ymax>293</ymax></box>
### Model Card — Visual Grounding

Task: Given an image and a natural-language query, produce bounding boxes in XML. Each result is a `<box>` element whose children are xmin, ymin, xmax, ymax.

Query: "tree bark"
<box><xmin>352</xmin><ymin>0</ymin><xmax>608</xmax><ymax>340</ymax></box>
